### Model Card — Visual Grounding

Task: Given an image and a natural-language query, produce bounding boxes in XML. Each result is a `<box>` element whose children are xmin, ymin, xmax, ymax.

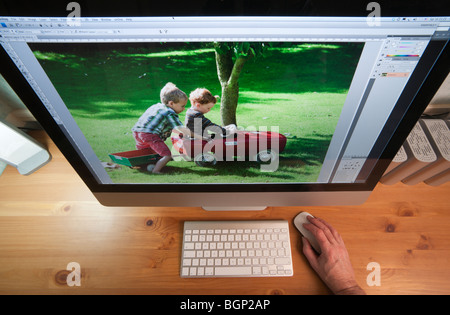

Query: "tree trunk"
<box><xmin>215</xmin><ymin>47</ymin><xmax>249</xmax><ymax>126</ymax></box>
<box><xmin>220</xmin><ymin>82</ymin><xmax>239</xmax><ymax>126</ymax></box>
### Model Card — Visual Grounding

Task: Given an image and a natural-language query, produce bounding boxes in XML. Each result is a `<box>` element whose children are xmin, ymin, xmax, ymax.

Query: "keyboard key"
<box><xmin>184</xmin><ymin>243</ymin><xmax>194</xmax><ymax>250</ymax></box>
<box><xmin>253</xmin><ymin>266</ymin><xmax>262</xmax><ymax>275</ymax></box>
<box><xmin>275</xmin><ymin>257</ymin><xmax>291</xmax><ymax>265</ymax></box>
<box><xmin>184</xmin><ymin>251</ymin><xmax>195</xmax><ymax>258</ymax></box>
<box><xmin>205</xmin><ymin>267</ymin><xmax>214</xmax><ymax>275</ymax></box>
<box><xmin>215</xmin><ymin>266</ymin><xmax>252</xmax><ymax>276</ymax></box>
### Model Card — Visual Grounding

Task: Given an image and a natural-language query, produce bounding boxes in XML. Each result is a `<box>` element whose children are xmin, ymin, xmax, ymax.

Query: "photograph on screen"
<box><xmin>29</xmin><ymin>41</ymin><xmax>364</xmax><ymax>184</ymax></box>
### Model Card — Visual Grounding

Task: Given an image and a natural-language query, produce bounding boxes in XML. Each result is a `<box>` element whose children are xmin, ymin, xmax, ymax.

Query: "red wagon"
<box><xmin>171</xmin><ymin>130</ymin><xmax>287</xmax><ymax>167</ymax></box>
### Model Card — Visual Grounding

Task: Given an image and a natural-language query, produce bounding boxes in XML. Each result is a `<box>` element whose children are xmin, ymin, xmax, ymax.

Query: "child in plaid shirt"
<box><xmin>132</xmin><ymin>83</ymin><xmax>203</xmax><ymax>174</ymax></box>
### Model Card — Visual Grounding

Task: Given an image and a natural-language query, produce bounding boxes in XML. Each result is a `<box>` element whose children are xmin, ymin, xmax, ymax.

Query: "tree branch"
<box><xmin>228</xmin><ymin>56</ymin><xmax>248</xmax><ymax>87</ymax></box>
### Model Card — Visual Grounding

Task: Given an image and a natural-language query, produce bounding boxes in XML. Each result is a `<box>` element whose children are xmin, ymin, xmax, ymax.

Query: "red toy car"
<box><xmin>171</xmin><ymin>130</ymin><xmax>287</xmax><ymax>167</ymax></box>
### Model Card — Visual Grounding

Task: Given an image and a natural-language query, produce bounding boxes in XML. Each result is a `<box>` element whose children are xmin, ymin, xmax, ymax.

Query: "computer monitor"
<box><xmin>1</xmin><ymin>12</ymin><xmax>449</xmax><ymax>210</ymax></box>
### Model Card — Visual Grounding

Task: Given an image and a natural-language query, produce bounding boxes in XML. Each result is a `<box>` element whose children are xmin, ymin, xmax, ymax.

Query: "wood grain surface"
<box><xmin>0</xmin><ymin>131</ymin><xmax>449</xmax><ymax>295</ymax></box>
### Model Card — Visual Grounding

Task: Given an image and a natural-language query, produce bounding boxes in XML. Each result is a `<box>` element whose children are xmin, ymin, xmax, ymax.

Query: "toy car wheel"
<box><xmin>256</xmin><ymin>150</ymin><xmax>278</xmax><ymax>163</ymax></box>
<box><xmin>194</xmin><ymin>153</ymin><xmax>217</xmax><ymax>167</ymax></box>
<box><xmin>145</xmin><ymin>164</ymin><xmax>155</xmax><ymax>172</ymax></box>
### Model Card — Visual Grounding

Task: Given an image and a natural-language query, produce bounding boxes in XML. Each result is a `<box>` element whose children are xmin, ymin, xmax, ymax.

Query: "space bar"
<box><xmin>215</xmin><ymin>267</ymin><xmax>252</xmax><ymax>276</ymax></box>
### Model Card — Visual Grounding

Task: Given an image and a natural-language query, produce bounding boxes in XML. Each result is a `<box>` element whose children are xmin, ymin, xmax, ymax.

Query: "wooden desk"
<box><xmin>0</xmin><ymin>131</ymin><xmax>449</xmax><ymax>295</ymax></box>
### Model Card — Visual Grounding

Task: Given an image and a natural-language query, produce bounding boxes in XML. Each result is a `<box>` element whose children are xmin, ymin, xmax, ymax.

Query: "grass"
<box><xmin>31</xmin><ymin>42</ymin><xmax>363</xmax><ymax>183</ymax></box>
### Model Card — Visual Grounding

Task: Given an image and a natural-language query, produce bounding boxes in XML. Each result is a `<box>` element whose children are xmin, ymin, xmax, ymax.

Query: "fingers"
<box><xmin>303</xmin><ymin>216</ymin><xmax>342</xmax><ymax>247</ymax></box>
<box><xmin>303</xmin><ymin>217</ymin><xmax>334</xmax><ymax>246</ymax></box>
<box><xmin>314</xmin><ymin>217</ymin><xmax>342</xmax><ymax>243</ymax></box>
<box><xmin>302</xmin><ymin>237</ymin><xmax>319</xmax><ymax>270</ymax></box>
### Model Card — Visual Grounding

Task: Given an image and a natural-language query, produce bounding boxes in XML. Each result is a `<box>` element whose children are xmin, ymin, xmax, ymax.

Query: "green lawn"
<box><xmin>31</xmin><ymin>42</ymin><xmax>363</xmax><ymax>183</ymax></box>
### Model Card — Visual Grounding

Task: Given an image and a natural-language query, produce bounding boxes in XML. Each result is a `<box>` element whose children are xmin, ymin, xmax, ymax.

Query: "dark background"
<box><xmin>1</xmin><ymin>0</ymin><xmax>448</xmax><ymax>17</ymax></box>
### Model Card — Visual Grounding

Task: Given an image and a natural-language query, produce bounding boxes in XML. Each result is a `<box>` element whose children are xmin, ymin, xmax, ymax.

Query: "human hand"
<box><xmin>302</xmin><ymin>216</ymin><xmax>365</xmax><ymax>295</ymax></box>
<box><xmin>224</xmin><ymin>124</ymin><xmax>237</xmax><ymax>131</ymax></box>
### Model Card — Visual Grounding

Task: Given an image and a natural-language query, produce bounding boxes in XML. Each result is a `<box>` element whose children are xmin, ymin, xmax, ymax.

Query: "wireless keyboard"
<box><xmin>180</xmin><ymin>220</ymin><xmax>293</xmax><ymax>278</ymax></box>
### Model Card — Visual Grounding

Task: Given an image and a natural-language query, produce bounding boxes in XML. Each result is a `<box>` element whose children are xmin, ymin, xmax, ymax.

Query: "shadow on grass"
<box><xmin>127</xmin><ymin>134</ymin><xmax>331</xmax><ymax>183</ymax></box>
<box><xmin>283</xmin><ymin>134</ymin><xmax>331</xmax><ymax>166</ymax></box>
<box><xmin>30</xmin><ymin>42</ymin><xmax>363</xmax><ymax>120</ymax></box>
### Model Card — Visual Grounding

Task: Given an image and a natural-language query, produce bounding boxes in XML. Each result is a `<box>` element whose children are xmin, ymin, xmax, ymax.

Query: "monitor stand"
<box><xmin>202</xmin><ymin>206</ymin><xmax>267</xmax><ymax>211</ymax></box>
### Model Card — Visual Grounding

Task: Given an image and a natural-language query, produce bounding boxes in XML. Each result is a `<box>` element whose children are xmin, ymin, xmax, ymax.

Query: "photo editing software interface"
<box><xmin>1</xmin><ymin>16</ymin><xmax>449</xmax><ymax>187</ymax></box>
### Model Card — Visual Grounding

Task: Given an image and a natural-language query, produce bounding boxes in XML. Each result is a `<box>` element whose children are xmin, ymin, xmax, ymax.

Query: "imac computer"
<box><xmin>1</xmin><ymin>13</ymin><xmax>449</xmax><ymax>210</ymax></box>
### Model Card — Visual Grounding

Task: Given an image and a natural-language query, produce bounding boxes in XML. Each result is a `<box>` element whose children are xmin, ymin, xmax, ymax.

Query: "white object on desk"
<box><xmin>0</xmin><ymin>119</ymin><xmax>51</xmax><ymax>175</ymax></box>
<box><xmin>181</xmin><ymin>220</ymin><xmax>293</xmax><ymax>278</ymax></box>
<box><xmin>402</xmin><ymin>119</ymin><xmax>450</xmax><ymax>185</ymax></box>
<box><xmin>293</xmin><ymin>212</ymin><xmax>322</xmax><ymax>254</ymax></box>
<box><xmin>0</xmin><ymin>160</ymin><xmax>7</xmax><ymax>176</ymax></box>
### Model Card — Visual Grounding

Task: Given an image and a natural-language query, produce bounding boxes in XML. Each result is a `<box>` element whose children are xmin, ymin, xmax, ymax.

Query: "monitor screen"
<box><xmin>1</xmin><ymin>14</ymin><xmax>449</xmax><ymax>208</ymax></box>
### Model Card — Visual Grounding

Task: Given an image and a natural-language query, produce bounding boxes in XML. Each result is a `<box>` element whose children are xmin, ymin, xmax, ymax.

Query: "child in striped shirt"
<box><xmin>185</xmin><ymin>88</ymin><xmax>236</xmax><ymax>138</ymax></box>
